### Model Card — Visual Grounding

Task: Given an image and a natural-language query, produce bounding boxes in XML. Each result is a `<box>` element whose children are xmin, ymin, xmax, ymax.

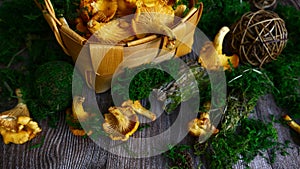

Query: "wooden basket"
<box><xmin>35</xmin><ymin>0</ymin><xmax>203</xmax><ymax>93</ymax></box>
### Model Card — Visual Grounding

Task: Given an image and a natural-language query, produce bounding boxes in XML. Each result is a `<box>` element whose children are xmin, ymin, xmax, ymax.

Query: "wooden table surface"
<box><xmin>1</xmin><ymin>0</ymin><xmax>300</xmax><ymax>169</ymax></box>
<box><xmin>1</xmin><ymin>91</ymin><xmax>300</xmax><ymax>169</ymax></box>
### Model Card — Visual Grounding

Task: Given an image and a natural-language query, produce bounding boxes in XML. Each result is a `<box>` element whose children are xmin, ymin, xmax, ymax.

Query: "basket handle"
<box><xmin>34</xmin><ymin>0</ymin><xmax>70</xmax><ymax>55</ymax></box>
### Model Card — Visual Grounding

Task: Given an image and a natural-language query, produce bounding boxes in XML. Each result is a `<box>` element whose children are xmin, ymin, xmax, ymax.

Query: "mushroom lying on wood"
<box><xmin>122</xmin><ymin>100</ymin><xmax>156</xmax><ymax>121</ymax></box>
<box><xmin>199</xmin><ymin>26</ymin><xmax>239</xmax><ymax>70</ymax></box>
<box><xmin>66</xmin><ymin>96</ymin><xmax>93</xmax><ymax>136</ymax></box>
<box><xmin>0</xmin><ymin>89</ymin><xmax>42</xmax><ymax>144</ymax></box>
<box><xmin>103</xmin><ymin>106</ymin><xmax>139</xmax><ymax>141</ymax></box>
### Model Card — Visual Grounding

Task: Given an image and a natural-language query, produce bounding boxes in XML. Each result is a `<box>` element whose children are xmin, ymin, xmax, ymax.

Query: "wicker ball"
<box><xmin>230</xmin><ymin>10</ymin><xmax>288</xmax><ymax>67</ymax></box>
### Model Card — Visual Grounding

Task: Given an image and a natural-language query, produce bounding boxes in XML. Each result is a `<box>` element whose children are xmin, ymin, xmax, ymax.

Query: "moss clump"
<box><xmin>34</xmin><ymin>61</ymin><xmax>74</xmax><ymax>112</ymax></box>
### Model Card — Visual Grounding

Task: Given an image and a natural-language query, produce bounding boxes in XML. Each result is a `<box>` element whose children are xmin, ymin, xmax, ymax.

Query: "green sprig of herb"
<box><xmin>223</xmin><ymin>65</ymin><xmax>274</xmax><ymax>132</ymax></box>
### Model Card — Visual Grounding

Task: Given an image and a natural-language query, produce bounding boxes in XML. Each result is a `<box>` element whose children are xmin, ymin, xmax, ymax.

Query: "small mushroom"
<box><xmin>188</xmin><ymin>112</ymin><xmax>219</xmax><ymax>138</ymax></box>
<box><xmin>199</xmin><ymin>26</ymin><xmax>239</xmax><ymax>70</ymax></box>
<box><xmin>66</xmin><ymin>96</ymin><xmax>93</xmax><ymax>136</ymax></box>
<box><xmin>66</xmin><ymin>108</ymin><xmax>92</xmax><ymax>136</ymax></box>
<box><xmin>75</xmin><ymin>17</ymin><xmax>90</xmax><ymax>35</ymax></box>
<box><xmin>80</xmin><ymin>0</ymin><xmax>118</xmax><ymax>23</ymax></box>
<box><xmin>72</xmin><ymin>96</ymin><xmax>89</xmax><ymax>121</ymax></box>
<box><xmin>174</xmin><ymin>4</ymin><xmax>187</xmax><ymax>17</ymax></box>
<box><xmin>0</xmin><ymin>89</ymin><xmax>42</xmax><ymax>144</ymax></box>
<box><xmin>103</xmin><ymin>106</ymin><xmax>139</xmax><ymax>141</ymax></box>
<box><xmin>122</xmin><ymin>100</ymin><xmax>156</xmax><ymax>121</ymax></box>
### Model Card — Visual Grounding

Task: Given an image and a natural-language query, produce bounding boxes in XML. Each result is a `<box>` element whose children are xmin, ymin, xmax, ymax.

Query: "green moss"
<box><xmin>34</xmin><ymin>61</ymin><xmax>73</xmax><ymax>112</ymax></box>
<box><xmin>198</xmin><ymin>0</ymin><xmax>250</xmax><ymax>38</ymax></box>
<box><xmin>195</xmin><ymin>119</ymin><xmax>290</xmax><ymax>169</ymax></box>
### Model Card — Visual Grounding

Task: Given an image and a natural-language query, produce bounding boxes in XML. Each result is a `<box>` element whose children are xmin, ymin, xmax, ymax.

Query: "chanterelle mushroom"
<box><xmin>72</xmin><ymin>96</ymin><xmax>89</xmax><ymax>121</ymax></box>
<box><xmin>122</xmin><ymin>100</ymin><xmax>156</xmax><ymax>121</ymax></box>
<box><xmin>0</xmin><ymin>89</ymin><xmax>42</xmax><ymax>144</ymax></box>
<box><xmin>80</xmin><ymin>0</ymin><xmax>118</xmax><ymax>23</ymax></box>
<box><xmin>103</xmin><ymin>106</ymin><xmax>139</xmax><ymax>141</ymax></box>
<box><xmin>199</xmin><ymin>26</ymin><xmax>239</xmax><ymax>70</ymax></box>
<box><xmin>132</xmin><ymin>0</ymin><xmax>175</xmax><ymax>41</ymax></box>
<box><xmin>188</xmin><ymin>112</ymin><xmax>219</xmax><ymax>140</ymax></box>
<box><xmin>65</xmin><ymin>96</ymin><xmax>93</xmax><ymax>136</ymax></box>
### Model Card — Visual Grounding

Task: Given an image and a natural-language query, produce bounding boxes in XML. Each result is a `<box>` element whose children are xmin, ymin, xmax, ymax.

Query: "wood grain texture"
<box><xmin>1</xmin><ymin>93</ymin><xmax>299</xmax><ymax>169</ymax></box>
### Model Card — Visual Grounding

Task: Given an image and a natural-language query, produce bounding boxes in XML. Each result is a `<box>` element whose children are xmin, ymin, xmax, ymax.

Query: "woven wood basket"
<box><xmin>35</xmin><ymin>0</ymin><xmax>203</xmax><ymax>93</ymax></box>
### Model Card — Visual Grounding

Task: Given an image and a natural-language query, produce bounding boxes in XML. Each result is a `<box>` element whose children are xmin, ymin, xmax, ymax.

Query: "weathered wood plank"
<box><xmin>1</xmin><ymin>92</ymin><xmax>299</xmax><ymax>169</ymax></box>
<box><xmin>0</xmin><ymin>110</ymin><xmax>108</xmax><ymax>169</ymax></box>
<box><xmin>256</xmin><ymin>95</ymin><xmax>300</xmax><ymax>169</ymax></box>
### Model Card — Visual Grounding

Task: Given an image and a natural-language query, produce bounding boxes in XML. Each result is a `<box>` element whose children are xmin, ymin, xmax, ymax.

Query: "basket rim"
<box><xmin>35</xmin><ymin>0</ymin><xmax>203</xmax><ymax>48</ymax></box>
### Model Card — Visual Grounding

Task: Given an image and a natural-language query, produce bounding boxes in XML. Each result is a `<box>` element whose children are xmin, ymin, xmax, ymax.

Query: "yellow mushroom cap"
<box><xmin>103</xmin><ymin>106</ymin><xmax>139</xmax><ymax>141</ymax></box>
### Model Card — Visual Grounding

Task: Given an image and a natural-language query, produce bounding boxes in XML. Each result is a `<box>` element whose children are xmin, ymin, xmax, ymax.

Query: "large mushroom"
<box><xmin>199</xmin><ymin>26</ymin><xmax>239</xmax><ymax>70</ymax></box>
<box><xmin>103</xmin><ymin>106</ymin><xmax>139</xmax><ymax>141</ymax></box>
<box><xmin>0</xmin><ymin>89</ymin><xmax>42</xmax><ymax>144</ymax></box>
<box><xmin>131</xmin><ymin>0</ymin><xmax>175</xmax><ymax>41</ymax></box>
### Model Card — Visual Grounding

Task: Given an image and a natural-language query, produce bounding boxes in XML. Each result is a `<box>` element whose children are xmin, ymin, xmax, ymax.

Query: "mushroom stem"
<box><xmin>122</xmin><ymin>100</ymin><xmax>156</xmax><ymax>121</ymax></box>
<box><xmin>0</xmin><ymin>89</ymin><xmax>30</xmax><ymax>132</ymax></box>
<box><xmin>199</xmin><ymin>26</ymin><xmax>239</xmax><ymax>70</ymax></box>
<box><xmin>213</xmin><ymin>26</ymin><xmax>230</xmax><ymax>54</ymax></box>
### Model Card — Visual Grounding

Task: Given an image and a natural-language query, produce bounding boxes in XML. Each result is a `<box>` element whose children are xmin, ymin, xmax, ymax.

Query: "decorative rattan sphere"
<box><xmin>230</xmin><ymin>10</ymin><xmax>288</xmax><ymax>67</ymax></box>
